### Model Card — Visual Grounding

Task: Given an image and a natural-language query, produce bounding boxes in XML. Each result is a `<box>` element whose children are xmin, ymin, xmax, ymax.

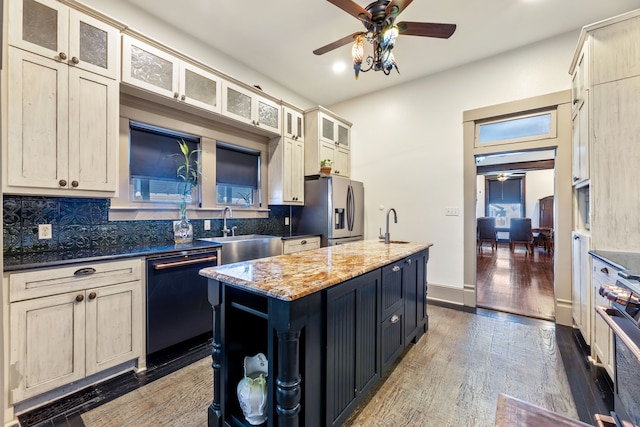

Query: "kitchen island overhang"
<box><xmin>200</xmin><ymin>240</ymin><xmax>433</xmax><ymax>427</ymax></box>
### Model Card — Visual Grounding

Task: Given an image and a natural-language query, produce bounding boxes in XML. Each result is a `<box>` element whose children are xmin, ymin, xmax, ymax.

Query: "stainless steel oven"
<box><xmin>146</xmin><ymin>247</ymin><xmax>220</xmax><ymax>356</ymax></box>
<box><xmin>597</xmin><ymin>280</ymin><xmax>640</xmax><ymax>427</ymax></box>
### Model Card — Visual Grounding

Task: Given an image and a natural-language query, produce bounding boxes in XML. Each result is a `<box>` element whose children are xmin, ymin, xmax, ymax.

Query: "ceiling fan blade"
<box><xmin>397</xmin><ymin>21</ymin><xmax>457</xmax><ymax>39</ymax></box>
<box><xmin>313</xmin><ymin>32</ymin><xmax>364</xmax><ymax>55</ymax></box>
<box><xmin>327</xmin><ymin>0</ymin><xmax>372</xmax><ymax>21</ymax></box>
<box><xmin>386</xmin><ymin>0</ymin><xmax>414</xmax><ymax>18</ymax></box>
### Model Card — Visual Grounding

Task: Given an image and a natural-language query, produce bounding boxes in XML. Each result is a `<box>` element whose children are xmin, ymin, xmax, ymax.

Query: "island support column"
<box><xmin>207</xmin><ymin>280</ymin><xmax>224</xmax><ymax>427</ymax></box>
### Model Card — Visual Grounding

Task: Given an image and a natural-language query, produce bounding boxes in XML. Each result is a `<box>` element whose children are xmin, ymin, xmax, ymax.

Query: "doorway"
<box><xmin>475</xmin><ymin>151</ymin><xmax>555</xmax><ymax>320</ymax></box>
<box><xmin>462</xmin><ymin>91</ymin><xmax>573</xmax><ymax>326</ymax></box>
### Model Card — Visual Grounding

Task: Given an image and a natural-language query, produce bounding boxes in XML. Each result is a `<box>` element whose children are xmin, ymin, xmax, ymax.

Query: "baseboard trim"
<box><xmin>428</xmin><ymin>283</ymin><xmax>465</xmax><ymax>305</ymax></box>
<box><xmin>555</xmin><ymin>297</ymin><xmax>573</xmax><ymax>326</ymax></box>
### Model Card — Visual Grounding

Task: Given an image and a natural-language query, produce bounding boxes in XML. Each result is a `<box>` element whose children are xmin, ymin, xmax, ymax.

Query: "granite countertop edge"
<box><xmin>200</xmin><ymin>240</ymin><xmax>433</xmax><ymax>301</ymax></box>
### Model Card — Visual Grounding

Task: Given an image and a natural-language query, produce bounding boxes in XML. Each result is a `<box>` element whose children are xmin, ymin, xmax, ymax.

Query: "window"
<box><xmin>129</xmin><ymin>122</ymin><xmax>200</xmax><ymax>205</ymax></box>
<box><xmin>216</xmin><ymin>143</ymin><xmax>260</xmax><ymax>207</ymax></box>
<box><xmin>486</xmin><ymin>176</ymin><xmax>524</xmax><ymax>227</ymax></box>
<box><xmin>476</xmin><ymin>110</ymin><xmax>555</xmax><ymax>147</ymax></box>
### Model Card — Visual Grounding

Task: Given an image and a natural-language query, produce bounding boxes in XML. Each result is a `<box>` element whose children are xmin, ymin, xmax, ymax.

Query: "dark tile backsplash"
<box><xmin>3</xmin><ymin>195</ymin><xmax>292</xmax><ymax>256</ymax></box>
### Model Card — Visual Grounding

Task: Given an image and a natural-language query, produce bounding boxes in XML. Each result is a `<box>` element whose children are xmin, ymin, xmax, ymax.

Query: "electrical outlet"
<box><xmin>445</xmin><ymin>207</ymin><xmax>460</xmax><ymax>216</ymax></box>
<box><xmin>204</xmin><ymin>219</ymin><xmax>211</xmax><ymax>231</ymax></box>
<box><xmin>38</xmin><ymin>224</ymin><xmax>52</xmax><ymax>239</ymax></box>
<box><xmin>284</xmin><ymin>217</ymin><xmax>290</xmax><ymax>226</ymax></box>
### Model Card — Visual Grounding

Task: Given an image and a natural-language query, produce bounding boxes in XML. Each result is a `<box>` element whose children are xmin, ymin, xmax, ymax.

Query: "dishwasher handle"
<box><xmin>152</xmin><ymin>255</ymin><xmax>218</xmax><ymax>270</ymax></box>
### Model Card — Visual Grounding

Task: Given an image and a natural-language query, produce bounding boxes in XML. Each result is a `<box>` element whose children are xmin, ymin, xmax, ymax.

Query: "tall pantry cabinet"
<box><xmin>569</xmin><ymin>9</ymin><xmax>640</xmax><ymax>373</ymax></box>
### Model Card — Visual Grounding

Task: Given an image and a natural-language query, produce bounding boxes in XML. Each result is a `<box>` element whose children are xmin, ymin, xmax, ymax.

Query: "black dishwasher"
<box><xmin>146</xmin><ymin>247</ymin><xmax>220</xmax><ymax>356</ymax></box>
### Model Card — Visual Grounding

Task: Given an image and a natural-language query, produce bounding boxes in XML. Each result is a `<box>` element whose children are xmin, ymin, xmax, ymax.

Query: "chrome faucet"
<box><xmin>381</xmin><ymin>208</ymin><xmax>397</xmax><ymax>244</ymax></box>
<box><xmin>231</xmin><ymin>225</ymin><xmax>237</xmax><ymax>237</ymax></box>
<box><xmin>222</xmin><ymin>206</ymin><xmax>233</xmax><ymax>237</ymax></box>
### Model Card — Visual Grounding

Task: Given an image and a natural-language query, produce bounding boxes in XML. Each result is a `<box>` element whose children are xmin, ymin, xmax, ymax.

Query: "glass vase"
<box><xmin>174</xmin><ymin>213</ymin><xmax>193</xmax><ymax>244</ymax></box>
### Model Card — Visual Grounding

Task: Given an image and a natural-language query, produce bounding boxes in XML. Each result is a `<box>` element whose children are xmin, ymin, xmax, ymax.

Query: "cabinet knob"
<box><xmin>59</xmin><ymin>179</ymin><xmax>67</xmax><ymax>187</ymax></box>
<box><xmin>71</xmin><ymin>180</ymin><xmax>79</xmax><ymax>188</ymax></box>
<box><xmin>573</xmin><ymin>176</ymin><xmax>580</xmax><ymax>181</ymax></box>
<box><xmin>574</xmin><ymin>235</ymin><xmax>580</xmax><ymax>240</ymax></box>
<box><xmin>75</xmin><ymin>294</ymin><xmax>84</xmax><ymax>302</ymax></box>
<box><xmin>181</xmin><ymin>94</ymin><xmax>186</xmax><ymax>101</ymax></box>
<box><xmin>174</xmin><ymin>92</ymin><xmax>179</xmax><ymax>99</ymax></box>
<box><xmin>406</xmin><ymin>258</ymin><xmax>412</xmax><ymax>265</ymax></box>
<box><xmin>59</xmin><ymin>52</ymin><xmax>67</xmax><ymax>60</ymax></box>
<box><xmin>88</xmin><ymin>292</ymin><xmax>97</xmax><ymax>300</ymax></box>
<box><xmin>601</xmin><ymin>267</ymin><xmax>609</xmax><ymax>274</ymax></box>
<box><xmin>335</xmin><ymin>170</ymin><xmax>340</xmax><ymax>174</ymax></box>
<box><xmin>71</xmin><ymin>56</ymin><xmax>79</xmax><ymax>64</ymax></box>
<box><xmin>390</xmin><ymin>314</ymin><xmax>399</xmax><ymax>324</ymax></box>
<box><xmin>573</xmin><ymin>98</ymin><xmax>580</xmax><ymax>105</ymax></box>
<box><xmin>392</xmin><ymin>265</ymin><xmax>401</xmax><ymax>272</ymax></box>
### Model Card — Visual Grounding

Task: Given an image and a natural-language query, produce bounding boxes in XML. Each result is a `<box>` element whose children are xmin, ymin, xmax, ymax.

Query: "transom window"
<box><xmin>476</xmin><ymin>110</ymin><xmax>556</xmax><ymax>147</ymax></box>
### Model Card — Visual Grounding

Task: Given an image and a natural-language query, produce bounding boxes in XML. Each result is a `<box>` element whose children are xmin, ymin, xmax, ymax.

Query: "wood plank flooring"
<box><xmin>76</xmin><ymin>305</ymin><xmax>580</xmax><ymax>427</ymax></box>
<box><xmin>476</xmin><ymin>242</ymin><xmax>555</xmax><ymax>320</ymax></box>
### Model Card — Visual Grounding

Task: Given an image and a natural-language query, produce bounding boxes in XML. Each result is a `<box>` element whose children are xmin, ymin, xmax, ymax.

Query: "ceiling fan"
<box><xmin>313</xmin><ymin>0</ymin><xmax>456</xmax><ymax>78</ymax></box>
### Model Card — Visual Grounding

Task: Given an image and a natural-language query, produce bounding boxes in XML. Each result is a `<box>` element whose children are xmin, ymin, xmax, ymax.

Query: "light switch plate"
<box><xmin>38</xmin><ymin>224</ymin><xmax>52</xmax><ymax>239</ymax></box>
<box><xmin>445</xmin><ymin>207</ymin><xmax>460</xmax><ymax>216</ymax></box>
<box><xmin>204</xmin><ymin>219</ymin><xmax>211</xmax><ymax>230</ymax></box>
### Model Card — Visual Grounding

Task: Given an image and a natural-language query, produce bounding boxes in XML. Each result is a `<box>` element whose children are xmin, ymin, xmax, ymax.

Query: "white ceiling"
<box><xmin>121</xmin><ymin>0</ymin><xmax>640</xmax><ymax>106</ymax></box>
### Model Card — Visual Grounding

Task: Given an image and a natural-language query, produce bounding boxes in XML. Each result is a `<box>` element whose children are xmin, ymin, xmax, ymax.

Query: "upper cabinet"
<box><xmin>304</xmin><ymin>107</ymin><xmax>351</xmax><ymax>177</ymax></box>
<box><xmin>121</xmin><ymin>35</ymin><xmax>222</xmax><ymax>113</ymax></box>
<box><xmin>283</xmin><ymin>105</ymin><xmax>304</xmax><ymax>142</ymax></box>
<box><xmin>221</xmin><ymin>81</ymin><xmax>281</xmax><ymax>135</ymax></box>
<box><xmin>4</xmin><ymin>0</ymin><xmax>120</xmax><ymax>196</ymax></box>
<box><xmin>8</xmin><ymin>0</ymin><xmax>120</xmax><ymax>79</ymax></box>
<box><xmin>268</xmin><ymin>104</ymin><xmax>305</xmax><ymax>205</ymax></box>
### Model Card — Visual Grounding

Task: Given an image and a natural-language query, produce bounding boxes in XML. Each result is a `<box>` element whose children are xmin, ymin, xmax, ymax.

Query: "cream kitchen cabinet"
<box><xmin>7</xmin><ymin>259</ymin><xmax>143</xmax><ymax>403</ymax></box>
<box><xmin>121</xmin><ymin>35</ymin><xmax>222</xmax><ymax>113</ymax></box>
<box><xmin>4</xmin><ymin>0</ymin><xmax>120</xmax><ymax>196</ymax></box>
<box><xmin>4</xmin><ymin>46</ymin><xmax>118</xmax><ymax>196</ymax></box>
<box><xmin>590</xmin><ymin>255</ymin><xmax>615</xmax><ymax>377</ymax></box>
<box><xmin>304</xmin><ymin>107</ymin><xmax>351</xmax><ymax>177</ymax></box>
<box><xmin>8</xmin><ymin>0</ymin><xmax>120</xmax><ymax>79</ymax></box>
<box><xmin>570</xmin><ymin>40</ymin><xmax>589</xmax><ymax>187</ymax></box>
<box><xmin>571</xmin><ymin>231</ymin><xmax>591</xmax><ymax>345</ymax></box>
<box><xmin>269</xmin><ymin>104</ymin><xmax>305</xmax><ymax>205</ymax></box>
<box><xmin>282</xmin><ymin>236</ymin><xmax>321</xmax><ymax>255</ymax></box>
<box><xmin>221</xmin><ymin>81</ymin><xmax>281</xmax><ymax>135</ymax></box>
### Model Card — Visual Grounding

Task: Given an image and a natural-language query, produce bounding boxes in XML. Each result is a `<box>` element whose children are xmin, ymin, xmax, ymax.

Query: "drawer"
<box><xmin>591</xmin><ymin>257</ymin><xmax>619</xmax><ymax>287</ymax></box>
<box><xmin>282</xmin><ymin>236</ymin><xmax>321</xmax><ymax>255</ymax></box>
<box><xmin>9</xmin><ymin>258</ymin><xmax>143</xmax><ymax>302</ymax></box>
<box><xmin>381</xmin><ymin>306</ymin><xmax>404</xmax><ymax>373</ymax></box>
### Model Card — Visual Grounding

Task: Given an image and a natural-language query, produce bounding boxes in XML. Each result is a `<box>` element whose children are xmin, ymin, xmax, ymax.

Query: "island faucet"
<box><xmin>381</xmin><ymin>208</ymin><xmax>397</xmax><ymax>244</ymax></box>
<box><xmin>222</xmin><ymin>206</ymin><xmax>233</xmax><ymax>237</ymax></box>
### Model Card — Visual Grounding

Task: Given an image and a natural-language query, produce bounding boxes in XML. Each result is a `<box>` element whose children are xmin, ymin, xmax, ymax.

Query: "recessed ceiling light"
<box><xmin>332</xmin><ymin>61</ymin><xmax>347</xmax><ymax>73</ymax></box>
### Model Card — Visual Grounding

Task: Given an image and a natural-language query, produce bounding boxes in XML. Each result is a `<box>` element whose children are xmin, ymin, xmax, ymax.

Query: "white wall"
<box><xmin>525</xmin><ymin>169</ymin><xmax>555</xmax><ymax>227</ymax></box>
<box><xmin>330</xmin><ymin>31</ymin><xmax>578</xmax><ymax>290</ymax></box>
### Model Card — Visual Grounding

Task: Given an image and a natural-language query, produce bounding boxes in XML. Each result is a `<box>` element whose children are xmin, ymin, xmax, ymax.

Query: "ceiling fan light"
<box><xmin>352</xmin><ymin>34</ymin><xmax>364</xmax><ymax>79</ymax></box>
<box><xmin>382</xmin><ymin>25</ymin><xmax>399</xmax><ymax>49</ymax></box>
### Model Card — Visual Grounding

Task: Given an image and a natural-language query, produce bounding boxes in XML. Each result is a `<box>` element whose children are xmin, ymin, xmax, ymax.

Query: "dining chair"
<box><xmin>477</xmin><ymin>217</ymin><xmax>497</xmax><ymax>253</ymax></box>
<box><xmin>509</xmin><ymin>218</ymin><xmax>534</xmax><ymax>255</ymax></box>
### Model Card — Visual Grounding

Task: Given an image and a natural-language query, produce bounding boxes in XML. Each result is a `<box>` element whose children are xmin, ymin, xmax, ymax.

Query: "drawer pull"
<box><xmin>601</xmin><ymin>267</ymin><xmax>609</xmax><ymax>274</ymax></box>
<box><xmin>406</xmin><ymin>258</ymin><xmax>412</xmax><ymax>265</ymax></box>
<box><xmin>392</xmin><ymin>266</ymin><xmax>400</xmax><ymax>272</ymax></box>
<box><xmin>390</xmin><ymin>314</ymin><xmax>399</xmax><ymax>324</ymax></box>
<box><xmin>75</xmin><ymin>294</ymin><xmax>84</xmax><ymax>302</ymax></box>
<box><xmin>301</xmin><ymin>240</ymin><xmax>307</xmax><ymax>245</ymax></box>
<box><xmin>88</xmin><ymin>292</ymin><xmax>97</xmax><ymax>300</ymax></box>
<box><xmin>74</xmin><ymin>267</ymin><xmax>96</xmax><ymax>277</ymax></box>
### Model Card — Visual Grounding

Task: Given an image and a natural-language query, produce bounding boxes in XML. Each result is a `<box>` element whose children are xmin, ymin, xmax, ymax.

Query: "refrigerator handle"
<box><xmin>347</xmin><ymin>185</ymin><xmax>354</xmax><ymax>231</ymax></box>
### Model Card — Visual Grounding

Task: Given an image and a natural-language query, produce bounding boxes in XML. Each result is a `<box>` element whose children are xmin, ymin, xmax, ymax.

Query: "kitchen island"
<box><xmin>199</xmin><ymin>240</ymin><xmax>432</xmax><ymax>427</ymax></box>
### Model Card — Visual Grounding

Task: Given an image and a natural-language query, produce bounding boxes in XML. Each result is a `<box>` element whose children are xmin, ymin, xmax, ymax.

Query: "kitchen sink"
<box><xmin>379</xmin><ymin>240</ymin><xmax>411</xmax><ymax>244</ymax></box>
<box><xmin>198</xmin><ymin>235</ymin><xmax>283</xmax><ymax>265</ymax></box>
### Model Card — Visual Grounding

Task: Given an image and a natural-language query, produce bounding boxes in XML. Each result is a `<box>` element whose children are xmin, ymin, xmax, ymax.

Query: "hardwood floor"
<box><xmin>61</xmin><ymin>306</ymin><xmax>595</xmax><ymax>427</ymax></box>
<box><xmin>476</xmin><ymin>241</ymin><xmax>555</xmax><ymax>321</ymax></box>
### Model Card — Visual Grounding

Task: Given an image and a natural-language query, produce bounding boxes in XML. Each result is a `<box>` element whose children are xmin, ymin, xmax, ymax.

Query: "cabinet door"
<box><xmin>571</xmin><ymin>232</ymin><xmax>591</xmax><ymax>344</ymax></box>
<box><xmin>284</xmin><ymin>106</ymin><xmax>304</xmax><ymax>142</ymax></box>
<box><xmin>320</xmin><ymin>141</ymin><xmax>336</xmax><ymax>172</ymax></box>
<box><xmin>381</xmin><ymin>262</ymin><xmax>403</xmax><ymax>321</ymax></box>
<box><xmin>122</xmin><ymin>35</ymin><xmax>179</xmax><ymax>98</ymax></box>
<box><xmin>572</xmin><ymin>94</ymin><xmax>589</xmax><ymax>185</ymax></box>
<box><xmin>68</xmin><ymin>9</ymin><xmax>120</xmax><ymax>79</ymax></box>
<box><xmin>380</xmin><ymin>306</ymin><xmax>403</xmax><ymax>373</ymax></box>
<box><xmin>319</xmin><ymin>113</ymin><xmax>336</xmax><ymax>144</ymax></box>
<box><xmin>292</xmin><ymin>140</ymin><xmax>305</xmax><ymax>203</ymax></box>
<box><xmin>326</xmin><ymin>271</ymin><xmax>379</xmax><ymax>427</ymax></box>
<box><xmin>334</xmin><ymin>147</ymin><xmax>350</xmax><ymax>177</ymax></box>
<box><xmin>256</xmin><ymin>96</ymin><xmax>281</xmax><ymax>134</ymax></box>
<box><xmin>179</xmin><ymin>62</ymin><xmax>222</xmax><ymax>113</ymax></box>
<box><xmin>68</xmin><ymin>67</ymin><xmax>118</xmax><ymax>192</ymax></box>
<box><xmin>8</xmin><ymin>0</ymin><xmax>69</xmax><ymax>61</ymax></box>
<box><xmin>336</xmin><ymin>121</ymin><xmax>350</xmax><ymax>149</ymax></box>
<box><xmin>7</xmin><ymin>47</ymin><xmax>69</xmax><ymax>190</ymax></box>
<box><xmin>282</xmin><ymin>138</ymin><xmax>295</xmax><ymax>202</ymax></box>
<box><xmin>10</xmin><ymin>292</ymin><xmax>85</xmax><ymax>402</ymax></box>
<box><xmin>86</xmin><ymin>282</ymin><xmax>142</xmax><ymax>375</ymax></box>
<box><xmin>222</xmin><ymin>81</ymin><xmax>254</xmax><ymax>125</ymax></box>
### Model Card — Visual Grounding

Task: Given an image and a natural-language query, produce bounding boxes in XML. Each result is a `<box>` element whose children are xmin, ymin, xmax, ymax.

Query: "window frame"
<box><xmin>110</xmin><ymin>99</ymin><xmax>269</xmax><ymax>221</ymax></box>
<box><xmin>474</xmin><ymin>109</ymin><xmax>557</xmax><ymax>148</ymax></box>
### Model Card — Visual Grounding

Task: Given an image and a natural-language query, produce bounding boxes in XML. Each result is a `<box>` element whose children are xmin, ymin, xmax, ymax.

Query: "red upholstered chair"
<box><xmin>477</xmin><ymin>217</ymin><xmax>497</xmax><ymax>253</ymax></box>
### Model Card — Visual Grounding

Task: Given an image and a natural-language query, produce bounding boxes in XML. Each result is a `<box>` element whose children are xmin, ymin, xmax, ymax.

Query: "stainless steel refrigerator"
<box><xmin>296</xmin><ymin>176</ymin><xmax>364</xmax><ymax>246</ymax></box>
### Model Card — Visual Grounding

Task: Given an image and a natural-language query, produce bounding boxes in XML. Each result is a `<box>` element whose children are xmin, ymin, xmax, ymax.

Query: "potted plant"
<box><xmin>320</xmin><ymin>159</ymin><xmax>332</xmax><ymax>176</ymax></box>
<box><xmin>173</xmin><ymin>139</ymin><xmax>202</xmax><ymax>244</ymax></box>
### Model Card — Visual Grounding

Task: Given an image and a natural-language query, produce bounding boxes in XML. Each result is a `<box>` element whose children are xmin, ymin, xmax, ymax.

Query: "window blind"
<box><xmin>216</xmin><ymin>145</ymin><xmax>259</xmax><ymax>188</ymax></box>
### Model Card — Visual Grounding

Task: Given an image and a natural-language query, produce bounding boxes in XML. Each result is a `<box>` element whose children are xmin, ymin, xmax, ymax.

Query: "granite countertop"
<box><xmin>3</xmin><ymin>240</ymin><xmax>222</xmax><ymax>272</ymax></box>
<box><xmin>199</xmin><ymin>240</ymin><xmax>433</xmax><ymax>301</ymax></box>
<box><xmin>589</xmin><ymin>250</ymin><xmax>640</xmax><ymax>281</ymax></box>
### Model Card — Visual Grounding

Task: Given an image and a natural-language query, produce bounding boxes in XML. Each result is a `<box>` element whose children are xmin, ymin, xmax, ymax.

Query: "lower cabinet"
<box><xmin>404</xmin><ymin>250</ymin><xmax>428</xmax><ymax>345</ymax></box>
<box><xmin>572</xmin><ymin>231</ymin><xmax>591</xmax><ymax>344</ymax></box>
<box><xmin>7</xmin><ymin>259</ymin><xmax>143</xmax><ymax>403</ymax></box>
<box><xmin>326</xmin><ymin>270</ymin><xmax>380</xmax><ymax>427</ymax></box>
<box><xmin>590</xmin><ymin>256</ymin><xmax>616</xmax><ymax>378</ymax></box>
